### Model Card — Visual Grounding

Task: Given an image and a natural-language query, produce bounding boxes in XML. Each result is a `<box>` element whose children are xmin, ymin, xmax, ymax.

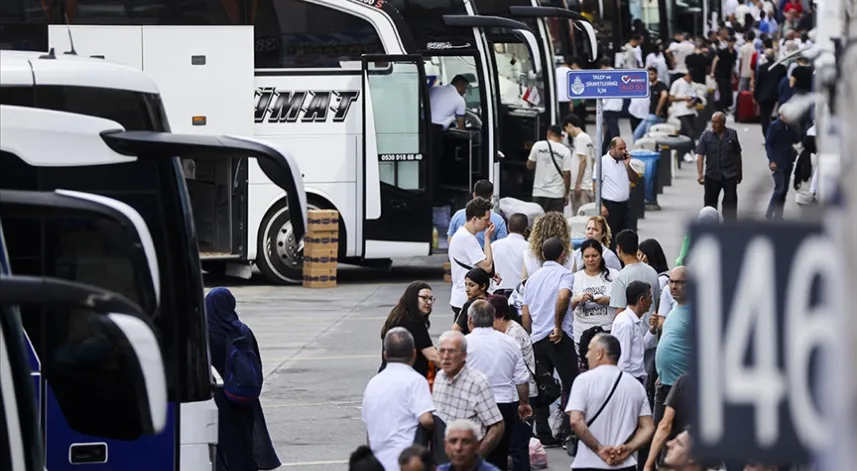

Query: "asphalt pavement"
<box><xmin>211</xmin><ymin>117</ymin><xmax>798</xmax><ymax>470</ymax></box>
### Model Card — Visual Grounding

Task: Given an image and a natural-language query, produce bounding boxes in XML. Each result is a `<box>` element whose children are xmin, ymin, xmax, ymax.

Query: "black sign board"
<box><xmin>686</xmin><ymin>220</ymin><xmax>840</xmax><ymax>465</ymax></box>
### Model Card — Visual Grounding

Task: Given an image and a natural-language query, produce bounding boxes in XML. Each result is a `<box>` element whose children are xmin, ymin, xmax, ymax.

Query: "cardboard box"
<box><xmin>304</xmin><ymin>239</ymin><xmax>338</xmax><ymax>259</ymax></box>
<box><xmin>307</xmin><ymin>209</ymin><xmax>340</xmax><ymax>234</ymax></box>
<box><xmin>302</xmin><ymin>261</ymin><xmax>337</xmax><ymax>288</ymax></box>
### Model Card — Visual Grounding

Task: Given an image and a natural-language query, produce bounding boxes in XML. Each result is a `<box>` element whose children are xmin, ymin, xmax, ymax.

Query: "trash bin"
<box><xmin>649</xmin><ymin>133</ymin><xmax>694</xmax><ymax>185</ymax></box>
<box><xmin>628</xmin><ymin>158</ymin><xmax>646</xmax><ymax>222</ymax></box>
<box><xmin>630</xmin><ymin>149</ymin><xmax>661</xmax><ymax>210</ymax></box>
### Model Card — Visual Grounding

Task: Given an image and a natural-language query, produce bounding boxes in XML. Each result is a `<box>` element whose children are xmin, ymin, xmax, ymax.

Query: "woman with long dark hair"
<box><xmin>570</xmin><ymin>239</ymin><xmax>619</xmax><ymax>354</ymax></box>
<box><xmin>638</xmin><ymin>238</ymin><xmax>670</xmax><ymax>311</ymax></box>
<box><xmin>205</xmin><ymin>288</ymin><xmax>280</xmax><ymax>471</ymax></box>
<box><xmin>379</xmin><ymin>281</ymin><xmax>439</xmax><ymax>382</ymax></box>
<box><xmin>451</xmin><ymin>267</ymin><xmax>491</xmax><ymax>335</ymax></box>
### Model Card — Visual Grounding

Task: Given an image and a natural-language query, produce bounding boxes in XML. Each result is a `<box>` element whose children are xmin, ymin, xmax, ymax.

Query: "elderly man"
<box><xmin>438</xmin><ymin>420</ymin><xmax>501</xmax><ymax>471</ymax></box>
<box><xmin>433</xmin><ymin>331</ymin><xmax>505</xmax><ymax>463</ymax></box>
<box><xmin>696</xmin><ymin>111</ymin><xmax>743</xmax><ymax>222</ymax></box>
<box><xmin>399</xmin><ymin>445</ymin><xmax>437</xmax><ymax>471</ymax></box>
<box><xmin>465</xmin><ymin>300</ymin><xmax>532</xmax><ymax>470</ymax></box>
<box><xmin>363</xmin><ymin>328</ymin><xmax>436</xmax><ymax>471</ymax></box>
<box><xmin>566</xmin><ymin>334</ymin><xmax>654</xmax><ymax>470</ymax></box>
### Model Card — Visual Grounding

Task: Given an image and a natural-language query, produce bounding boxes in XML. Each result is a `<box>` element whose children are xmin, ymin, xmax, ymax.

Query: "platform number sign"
<box><xmin>686</xmin><ymin>221</ymin><xmax>842</xmax><ymax>465</ymax></box>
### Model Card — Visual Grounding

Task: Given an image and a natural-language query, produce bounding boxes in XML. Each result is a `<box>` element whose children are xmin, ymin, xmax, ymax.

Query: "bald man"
<box><xmin>596</xmin><ymin>137</ymin><xmax>639</xmax><ymax>247</ymax></box>
<box><xmin>695</xmin><ymin>111</ymin><xmax>743</xmax><ymax>222</ymax></box>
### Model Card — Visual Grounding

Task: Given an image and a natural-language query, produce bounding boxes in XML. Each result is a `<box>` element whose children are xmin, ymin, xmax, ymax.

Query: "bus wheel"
<box><xmin>256</xmin><ymin>201</ymin><xmax>308</xmax><ymax>285</ymax></box>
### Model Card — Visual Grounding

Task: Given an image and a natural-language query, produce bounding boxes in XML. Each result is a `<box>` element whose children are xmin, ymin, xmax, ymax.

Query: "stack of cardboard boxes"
<box><xmin>302</xmin><ymin>210</ymin><xmax>339</xmax><ymax>288</ymax></box>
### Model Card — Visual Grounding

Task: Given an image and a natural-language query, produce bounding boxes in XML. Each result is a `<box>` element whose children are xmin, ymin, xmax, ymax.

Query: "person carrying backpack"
<box><xmin>206</xmin><ymin>287</ymin><xmax>281</xmax><ymax>471</ymax></box>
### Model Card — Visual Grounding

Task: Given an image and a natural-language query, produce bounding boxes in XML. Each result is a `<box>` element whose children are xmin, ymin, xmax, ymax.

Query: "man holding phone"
<box><xmin>595</xmin><ymin>137</ymin><xmax>638</xmax><ymax>249</ymax></box>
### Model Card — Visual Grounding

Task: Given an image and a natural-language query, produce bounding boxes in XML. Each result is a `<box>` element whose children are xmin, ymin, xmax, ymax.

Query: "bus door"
<box><xmin>0</xmin><ymin>190</ymin><xmax>168</xmax><ymax>470</ymax></box>
<box><xmin>442</xmin><ymin>15</ymin><xmax>543</xmax><ymax>201</ymax></box>
<box><xmin>360</xmin><ymin>55</ymin><xmax>434</xmax><ymax>257</ymax></box>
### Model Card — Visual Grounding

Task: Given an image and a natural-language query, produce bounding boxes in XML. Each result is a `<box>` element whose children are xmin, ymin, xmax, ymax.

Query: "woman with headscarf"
<box><xmin>206</xmin><ymin>288</ymin><xmax>280</xmax><ymax>471</ymax></box>
<box><xmin>675</xmin><ymin>206</ymin><xmax>723</xmax><ymax>267</ymax></box>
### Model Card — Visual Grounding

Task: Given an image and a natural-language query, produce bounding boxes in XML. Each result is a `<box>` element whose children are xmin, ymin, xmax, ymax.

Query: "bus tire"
<box><xmin>256</xmin><ymin>201</ymin><xmax>306</xmax><ymax>285</ymax></box>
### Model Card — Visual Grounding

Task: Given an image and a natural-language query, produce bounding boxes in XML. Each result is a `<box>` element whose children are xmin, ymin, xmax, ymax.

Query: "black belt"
<box><xmin>603</xmin><ymin>199</ymin><xmax>629</xmax><ymax>204</ymax></box>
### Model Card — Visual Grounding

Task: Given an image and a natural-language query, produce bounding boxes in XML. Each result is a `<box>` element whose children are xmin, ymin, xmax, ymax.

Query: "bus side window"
<box><xmin>253</xmin><ymin>0</ymin><xmax>385</xmax><ymax>69</ymax></box>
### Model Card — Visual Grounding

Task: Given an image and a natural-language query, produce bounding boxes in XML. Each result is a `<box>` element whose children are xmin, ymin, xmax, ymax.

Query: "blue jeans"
<box><xmin>633</xmin><ymin>114</ymin><xmax>663</xmax><ymax>141</ymax></box>
<box><xmin>766</xmin><ymin>166</ymin><xmax>792</xmax><ymax>220</ymax></box>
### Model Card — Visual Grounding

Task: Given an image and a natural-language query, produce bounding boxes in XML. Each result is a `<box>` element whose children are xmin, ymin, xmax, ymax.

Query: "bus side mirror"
<box><xmin>0</xmin><ymin>275</ymin><xmax>168</xmax><ymax>439</ymax></box>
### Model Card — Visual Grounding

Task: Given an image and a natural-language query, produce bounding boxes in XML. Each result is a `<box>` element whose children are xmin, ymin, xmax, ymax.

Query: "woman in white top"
<box><xmin>645</xmin><ymin>40</ymin><xmax>671</xmax><ymax>86</ymax></box>
<box><xmin>571</xmin><ymin>216</ymin><xmax>622</xmax><ymax>272</ymax></box>
<box><xmin>571</xmin><ymin>239</ymin><xmax>619</xmax><ymax>348</ymax></box>
<box><xmin>638</xmin><ymin>238</ymin><xmax>674</xmax><ymax>318</ymax></box>
<box><xmin>520</xmin><ymin>212</ymin><xmax>573</xmax><ymax>278</ymax></box>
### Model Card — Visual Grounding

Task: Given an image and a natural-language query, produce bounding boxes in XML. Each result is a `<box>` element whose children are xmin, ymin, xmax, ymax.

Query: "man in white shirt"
<box><xmin>526</xmin><ymin>124</ymin><xmax>573</xmax><ymax>212</ymax></box>
<box><xmin>669</xmin><ymin>70</ymin><xmax>700</xmax><ymax>142</ymax></box>
<box><xmin>594</xmin><ymin>138</ymin><xmax>638</xmax><ymax>247</ymax></box>
<box><xmin>566</xmin><ymin>333</ymin><xmax>654</xmax><ymax>470</ymax></box>
<box><xmin>562</xmin><ymin>114</ymin><xmax>596</xmax><ymax>213</ymax></box>
<box><xmin>738</xmin><ymin>30</ymin><xmax>757</xmax><ymax>91</ymax></box>
<box><xmin>521</xmin><ymin>237</ymin><xmax>578</xmax><ymax>446</ymax></box>
<box><xmin>362</xmin><ymin>328</ymin><xmax>435</xmax><ymax>471</ymax></box>
<box><xmin>465</xmin><ymin>300</ymin><xmax>532</xmax><ymax>469</ymax></box>
<box><xmin>430</xmin><ymin>75</ymin><xmax>469</xmax><ymax>130</ymax></box>
<box><xmin>448</xmin><ymin>197</ymin><xmax>498</xmax><ymax>318</ymax></box>
<box><xmin>489</xmin><ymin>214</ymin><xmax>529</xmax><ymax>293</ymax></box>
<box><xmin>667</xmin><ymin>32</ymin><xmax>695</xmax><ymax>84</ymax></box>
<box><xmin>611</xmin><ymin>281</ymin><xmax>658</xmax><ymax>383</ymax></box>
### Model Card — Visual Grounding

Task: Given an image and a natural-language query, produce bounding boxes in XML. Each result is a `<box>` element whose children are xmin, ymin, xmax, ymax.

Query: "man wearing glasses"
<box><xmin>653</xmin><ymin>266</ymin><xmax>690</xmax><ymax>425</ymax></box>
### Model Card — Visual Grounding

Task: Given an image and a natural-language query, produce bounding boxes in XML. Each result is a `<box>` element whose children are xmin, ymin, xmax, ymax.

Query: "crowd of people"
<box><xmin>352</xmin><ymin>4</ymin><xmax>819</xmax><ymax>471</ymax></box>
<box><xmin>357</xmin><ymin>181</ymin><xmax>802</xmax><ymax>471</ymax></box>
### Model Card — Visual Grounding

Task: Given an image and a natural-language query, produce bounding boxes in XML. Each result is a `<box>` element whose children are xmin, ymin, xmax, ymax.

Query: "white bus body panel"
<box><xmin>48</xmin><ymin>26</ymin><xmax>144</xmax><ymax>69</ymax></box>
<box><xmin>179</xmin><ymin>399</ymin><xmax>219</xmax><ymax>471</ymax></box>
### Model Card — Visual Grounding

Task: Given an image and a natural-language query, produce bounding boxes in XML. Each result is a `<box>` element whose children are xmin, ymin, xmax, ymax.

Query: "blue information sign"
<box><xmin>567</xmin><ymin>69</ymin><xmax>650</xmax><ymax>100</ymax></box>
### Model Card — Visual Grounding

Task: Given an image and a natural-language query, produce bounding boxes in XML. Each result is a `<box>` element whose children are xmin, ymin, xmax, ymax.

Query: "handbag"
<box><xmin>525</xmin><ymin>362</ymin><xmax>562</xmax><ymax>408</ymax></box>
<box><xmin>567</xmin><ymin>372</ymin><xmax>623</xmax><ymax>457</ymax></box>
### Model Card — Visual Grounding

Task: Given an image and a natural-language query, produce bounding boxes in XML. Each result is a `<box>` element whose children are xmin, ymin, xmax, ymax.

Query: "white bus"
<box><xmin>0</xmin><ymin>0</ymin><xmax>590</xmax><ymax>284</ymax></box>
<box><xmin>0</xmin><ymin>50</ymin><xmax>306</xmax><ymax>470</ymax></box>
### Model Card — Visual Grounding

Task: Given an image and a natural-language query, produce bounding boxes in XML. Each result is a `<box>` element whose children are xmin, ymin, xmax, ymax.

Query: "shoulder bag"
<box><xmin>567</xmin><ymin>372</ymin><xmax>624</xmax><ymax>457</ymax></box>
<box><xmin>524</xmin><ymin>362</ymin><xmax>562</xmax><ymax>408</ymax></box>
<box><xmin>545</xmin><ymin>140</ymin><xmax>565</xmax><ymax>178</ymax></box>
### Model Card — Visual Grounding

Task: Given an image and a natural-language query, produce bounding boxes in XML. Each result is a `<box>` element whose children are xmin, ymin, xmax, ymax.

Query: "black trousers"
<box><xmin>653</xmin><ymin>383</ymin><xmax>672</xmax><ymax>427</ymax></box>
<box><xmin>759</xmin><ymin>101</ymin><xmax>776</xmax><ymax>141</ymax></box>
<box><xmin>533</xmin><ymin>334</ymin><xmax>579</xmax><ymax>439</ymax></box>
<box><xmin>602</xmin><ymin>111</ymin><xmax>621</xmax><ymax>152</ymax></box>
<box><xmin>533</xmin><ymin>196</ymin><xmax>564</xmax><ymax>213</ymax></box>
<box><xmin>716</xmin><ymin>77</ymin><xmax>733</xmax><ymax>111</ymax></box>
<box><xmin>603</xmin><ymin>199</ymin><xmax>631</xmax><ymax>250</ymax></box>
<box><xmin>703</xmin><ymin>177</ymin><xmax>738</xmax><ymax>222</ymax></box>
<box><xmin>487</xmin><ymin>402</ymin><xmax>518</xmax><ymax>471</ymax></box>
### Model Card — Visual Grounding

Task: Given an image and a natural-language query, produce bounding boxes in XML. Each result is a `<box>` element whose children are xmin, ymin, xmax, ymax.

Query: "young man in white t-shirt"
<box><xmin>448</xmin><ymin>197</ymin><xmax>498</xmax><ymax>317</ymax></box>
<box><xmin>526</xmin><ymin>124</ymin><xmax>573</xmax><ymax>213</ymax></box>
<box><xmin>562</xmin><ymin>114</ymin><xmax>596</xmax><ymax>214</ymax></box>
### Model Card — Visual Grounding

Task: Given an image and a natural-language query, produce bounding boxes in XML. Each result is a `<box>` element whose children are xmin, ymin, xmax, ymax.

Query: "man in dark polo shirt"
<box><xmin>695</xmin><ymin>111</ymin><xmax>742</xmax><ymax>222</ymax></box>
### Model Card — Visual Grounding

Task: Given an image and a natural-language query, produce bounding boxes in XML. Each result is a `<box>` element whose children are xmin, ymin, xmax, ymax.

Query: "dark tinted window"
<box><xmin>64</xmin><ymin>0</ymin><xmax>170</xmax><ymax>25</ymax></box>
<box><xmin>254</xmin><ymin>0</ymin><xmax>384</xmax><ymax>68</ymax></box>
<box><xmin>0</xmin><ymin>85</ymin><xmax>169</xmax><ymax>132</ymax></box>
<box><xmin>0</xmin><ymin>0</ymin><xmax>48</xmax><ymax>22</ymax></box>
<box><xmin>388</xmin><ymin>0</ymin><xmax>471</xmax><ymax>50</ymax></box>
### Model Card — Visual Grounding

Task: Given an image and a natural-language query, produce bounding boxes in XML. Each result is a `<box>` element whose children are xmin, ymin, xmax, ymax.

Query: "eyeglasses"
<box><xmin>419</xmin><ymin>295</ymin><xmax>437</xmax><ymax>303</ymax></box>
<box><xmin>668</xmin><ymin>279</ymin><xmax>686</xmax><ymax>285</ymax></box>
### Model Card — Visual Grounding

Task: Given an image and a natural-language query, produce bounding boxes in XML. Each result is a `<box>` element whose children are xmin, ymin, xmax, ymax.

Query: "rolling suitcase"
<box><xmin>735</xmin><ymin>90</ymin><xmax>759</xmax><ymax>123</ymax></box>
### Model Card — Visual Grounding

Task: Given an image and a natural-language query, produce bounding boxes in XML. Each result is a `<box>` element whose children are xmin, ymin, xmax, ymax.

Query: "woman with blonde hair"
<box><xmin>570</xmin><ymin>216</ymin><xmax>621</xmax><ymax>272</ymax></box>
<box><xmin>521</xmin><ymin>211</ymin><xmax>573</xmax><ymax>278</ymax></box>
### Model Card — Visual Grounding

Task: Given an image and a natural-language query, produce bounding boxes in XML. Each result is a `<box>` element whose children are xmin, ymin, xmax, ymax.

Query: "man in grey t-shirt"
<box><xmin>609</xmin><ymin>230</ymin><xmax>661</xmax><ymax>329</ymax></box>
